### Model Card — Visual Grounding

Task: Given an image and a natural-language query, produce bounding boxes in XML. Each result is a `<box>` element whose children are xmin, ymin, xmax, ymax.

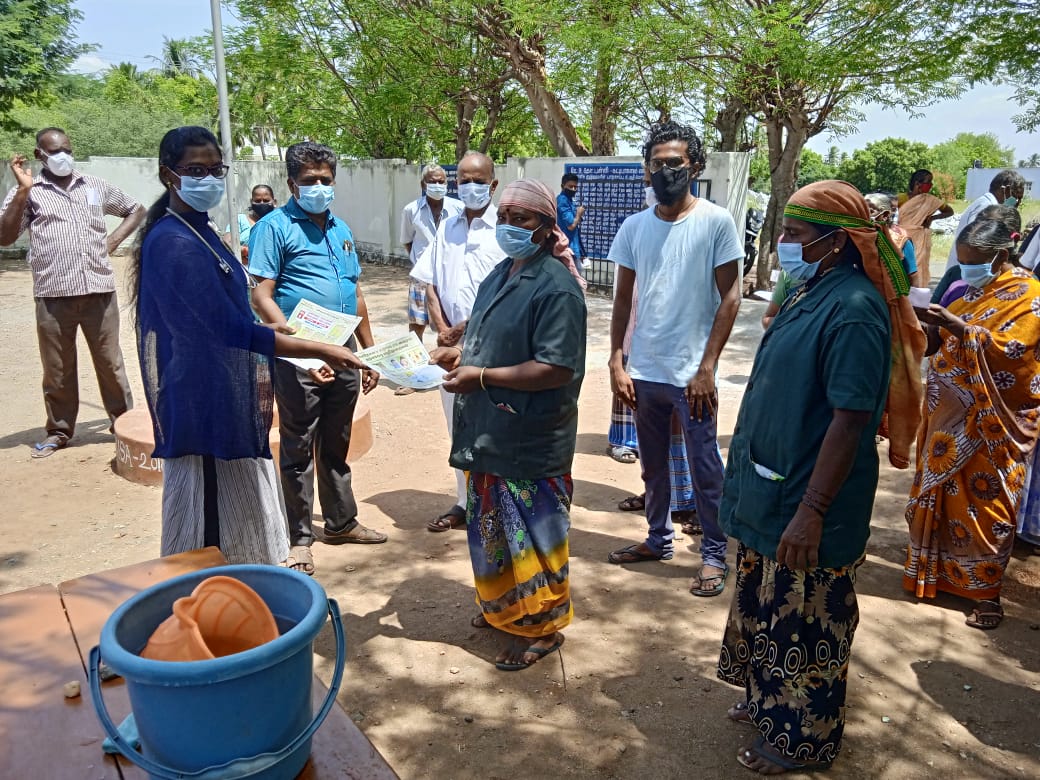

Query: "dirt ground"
<box><xmin>1</xmin><ymin>256</ymin><xmax>1038</xmax><ymax>780</ymax></box>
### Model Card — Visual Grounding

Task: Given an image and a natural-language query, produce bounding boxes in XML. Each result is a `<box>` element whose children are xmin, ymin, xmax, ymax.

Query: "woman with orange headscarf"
<box><xmin>430</xmin><ymin>179</ymin><xmax>586</xmax><ymax>671</ymax></box>
<box><xmin>716</xmin><ymin>180</ymin><xmax>925</xmax><ymax>773</ymax></box>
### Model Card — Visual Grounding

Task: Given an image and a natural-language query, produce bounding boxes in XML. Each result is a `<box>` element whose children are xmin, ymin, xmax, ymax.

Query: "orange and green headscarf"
<box><xmin>784</xmin><ymin>180</ymin><xmax>926</xmax><ymax>468</ymax></box>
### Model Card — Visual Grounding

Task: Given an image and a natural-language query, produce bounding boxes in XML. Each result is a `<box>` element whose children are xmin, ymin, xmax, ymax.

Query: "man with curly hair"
<box><xmin>606</xmin><ymin>121</ymin><xmax>743</xmax><ymax>598</ymax></box>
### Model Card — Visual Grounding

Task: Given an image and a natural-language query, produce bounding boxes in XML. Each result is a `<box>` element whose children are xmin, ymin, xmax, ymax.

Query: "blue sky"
<box><xmin>70</xmin><ymin>1</ymin><xmax>1040</xmax><ymax>162</ymax></box>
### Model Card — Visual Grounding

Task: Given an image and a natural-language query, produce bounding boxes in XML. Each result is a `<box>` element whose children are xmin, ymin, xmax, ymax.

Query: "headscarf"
<box><xmin>498</xmin><ymin>179</ymin><xmax>587</xmax><ymax>291</ymax></box>
<box><xmin>784</xmin><ymin>180</ymin><xmax>926</xmax><ymax>469</ymax></box>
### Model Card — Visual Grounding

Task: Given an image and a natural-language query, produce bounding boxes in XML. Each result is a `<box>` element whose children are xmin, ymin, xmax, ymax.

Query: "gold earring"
<box><xmin>833</xmin><ymin>247</ymin><xmax>840</xmax><ymax>254</ymax></box>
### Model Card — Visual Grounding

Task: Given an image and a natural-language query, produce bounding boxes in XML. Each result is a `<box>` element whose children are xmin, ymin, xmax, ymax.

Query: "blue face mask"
<box><xmin>295</xmin><ymin>183</ymin><xmax>335</xmax><ymax>214</ymax></box>
<box><xmin>496</xmin><ymin>223</ymin><xmax>543</xmax><ymax>259</ymax></box>
<box><xmin>177</xmin><ymin>175</ymin><xmax>225</xmax><ymax>213</ymax></box>
<box><xmin>1004</xmin><ymin>196</ymin><xmax>1019</xmax><ymax>208</ymax></box>
<box><xmin>958</xmin><ymin>255</ymin><xmax>999</xmax><ymax>289</ymax></box>
<box><xmin>776</xmin><ymin>230</ymin><xmax>836</xmax><ymax>282</ymax></box>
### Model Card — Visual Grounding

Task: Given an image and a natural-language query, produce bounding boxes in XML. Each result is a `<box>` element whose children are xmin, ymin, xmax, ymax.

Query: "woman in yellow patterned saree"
<box><xmin>906</xmin><ymin>216</ymin><xmax>1040</xmax><ymax>629</ymax></box>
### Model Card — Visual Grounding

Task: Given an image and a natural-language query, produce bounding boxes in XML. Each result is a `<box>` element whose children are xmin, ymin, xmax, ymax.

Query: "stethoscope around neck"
<box><xmin>165</xmin><ymin>208</ymin><xmax>256</xmax><ymax>288</ymax></box>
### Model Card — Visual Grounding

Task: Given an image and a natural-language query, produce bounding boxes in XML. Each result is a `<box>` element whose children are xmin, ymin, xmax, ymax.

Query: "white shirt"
<box><xmin>410</xmin><ymin>208</ymin><xmax>506</xmax><ymax>327</ymax></box>
<box><xmin>609</xmin><ymin>200</ymin><xmax>743</xmax><ymax>387</ymax></box>
<box><xmin>399</xmin><ymin>195</ymin><xmax>464</xmax><ymax>266</ymax></box>
<box><xmin>946</xmin><ymin>192</ymin><xmax>997</xmax><ymax>269</ymax></box>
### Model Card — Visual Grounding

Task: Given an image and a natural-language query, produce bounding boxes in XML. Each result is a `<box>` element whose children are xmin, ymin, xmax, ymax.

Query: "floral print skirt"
<box><xmin>466</xmin><ymin>472</ymin><xmax>572</xmax><ymax>638</ymax></box>
<box><xmin>718</xmin><ymin>545</ymin><xmax>863</xmax><ymax>765</ymax></box>
<box><xmin>903</xmin><ymin>449</ymin><xmax>1019</xmax><ymax>601</ymax></box>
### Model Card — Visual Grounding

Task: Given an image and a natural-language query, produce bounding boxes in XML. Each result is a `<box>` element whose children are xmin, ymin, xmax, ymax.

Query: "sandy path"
<box><xmin>0</xmin><ymin>255</ymin><xmax>1037</xmax><ymax>779</ymax></box>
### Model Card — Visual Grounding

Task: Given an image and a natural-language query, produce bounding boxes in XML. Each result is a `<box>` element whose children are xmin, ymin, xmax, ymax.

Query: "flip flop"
<box><xmin>690</xmin><ymin>565</ymin><xmax>729</xmax><ymax>597</ymax></box>
<box><xmin>609</xmin><ymin>446</ymin><xmax>638</xmax><ymax>464</ymax></box>
<box><xmin>727</xmin><ymin>701</ymin><xmax>752</xmax><ymax>724</ymax></box>
<box><xmin>495</xmin><ymin>635</ymin><xmax>565</xmax><ymax>671</ymax></box>
<box><xmin>31</xmin><ymin>435</ymin><xmax>67</xmax><ymax>459</ymax></box>
<box><xmin>965</xmin><ymin>599</ymin><xmax>1003</xmax><ymax>630</ymax></box>
<box><xmin>617</xmin><ymin>493</ymin><xmax>646</xmax><ymax>511</ymax></box>
<box><xmin>737</xmin><ymin>735</ymin><xmax>831</xmax><ymax>773</ymax></box>
<box><xmin>428</xmin><ymin>506</ymin><xmax>466</xmax><ymax>532</ymax></box>
<box><xmin>674</xmin><ymin>510</ymin><xmax>701</xmax><ymax>535</ymax></box>
<box><xmin>608</xmin><ymin>543</ymin><xmax>672</xmax><ymax>564</ymax></box>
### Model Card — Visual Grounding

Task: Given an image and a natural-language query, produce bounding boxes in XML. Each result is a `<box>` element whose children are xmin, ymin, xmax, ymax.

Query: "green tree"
<box><xmin>796</xmin><ymin>149</ymin><xmax>835</xmax><ymax>188</ymax></box>
<box><xmin>929</xmin><ymin>132</ymin><xmax>1015</xmax><ymax>197</ymax></box>
<box><xmin>1020</xmin><ymin>153</ymin><xmax>1040</xmax><ymax>168</ymax></box>
<box><xmin>835</xmin><ymin>138</ymin><xmax>932</xmax><ymax>194</ymax></box>
<box><xmin>967</xmin><ymin>1</ymin><xmax>1039</xmax><ymax>131</ymax></box>
<box><xmin>0</xmin><ymin>0</ymin><xmax>90</xmax><ymax>130</ymax></box>
<box><xmin>643</xmin><ymin>1</ymin><xmax>974</xmax><ymax>283</ymax></box>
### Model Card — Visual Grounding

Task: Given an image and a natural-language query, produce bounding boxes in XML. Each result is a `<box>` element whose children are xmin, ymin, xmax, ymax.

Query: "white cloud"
<box><xmin>71</xmin><ymin>53</ymin><xmax>113</xmax><ymax>75</ymax></box>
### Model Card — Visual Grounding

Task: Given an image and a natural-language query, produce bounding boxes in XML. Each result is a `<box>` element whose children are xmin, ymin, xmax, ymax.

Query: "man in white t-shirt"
<box><xmin>399</xmin><ymin>163</ymin><xmax>464</xmax><ymax>347</ymax></box>
<box><xmin>607</xmin><ymin>122</ymin><xmax>743</xmax><ymax>598</ymax></box>
<box><xmin>411</xmin><ymin>150</ymin><xmax>506</xmax><ymax>531</ymax></box>
<box><xmin>945</xmin><ymin>170</ymin><xmax>1026</xmax><ymax>270</ymax></box>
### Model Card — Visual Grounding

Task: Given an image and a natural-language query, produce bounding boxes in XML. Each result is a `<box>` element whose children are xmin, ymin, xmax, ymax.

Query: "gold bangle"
<box><xmin>479</xmin><ymin>366</ymin><xmax>487</xmax><ymax>391</ymax></box>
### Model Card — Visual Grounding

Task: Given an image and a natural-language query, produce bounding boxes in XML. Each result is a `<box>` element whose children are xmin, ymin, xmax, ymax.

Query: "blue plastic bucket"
<box><xmin>89</xmin><ymin>564</ymin><xmax>345</xmax><ymax>780</ymax></box>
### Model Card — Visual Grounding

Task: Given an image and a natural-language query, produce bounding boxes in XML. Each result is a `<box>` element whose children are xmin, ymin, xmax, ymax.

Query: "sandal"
<box><xmin>617</xmin><ymin>493</ymin><xmax>646</xmax><ymax>512</ymax></box>
<box><xmin>690</xmin><ymin>565</ymin><xmax>728</xmax><ymax>597</ymax></box>
<box><xmin>608</xmin><ymin>543</ymin><xmax>672</xmax><ymax>564</ymax></box>
<box><xmin>737</xmin><ymin>735</ymin><xmax>831</xmax><ymax>773</ymax></box>
<box><xmin>284</xmin><ymin>545</ymin><xmax>315</xmax><ymax>576</ymax></box>
<box><xmin>31</xmin><ymin>434</ymin><xmax>67</xmax><ymax>459</ymax></box>
<box><xmin>674</xmin><ymin>510</ymin><xmax>701</xmax><ymax>536</ymax></box>
<box><xmin>471</xmin><ymin>614</ymin><xmax>490</xmax><ymax>629</ymax></box>
<box><xmin>428</xmin><ymin>505</ymin><xmax>466</xmax><ymax>532</ymax></box>
<box><xmin>495</xmin><ymin>635</ymin><xmax>565</xmax><ymax>671</ymax></box>
<box><xmin>965</xmin><ymin>599</ymin><xmax>1004</xmax><ymax>630</ymax></box>
<box><xmin>609</xmin><ymin>446</ymin><xmax>638</xmax><ymax>464</ymax></box>
<box><xmin>727</xmin><ymin>701</ymin><xmax>752</xmax><ymax>724</ymax></box>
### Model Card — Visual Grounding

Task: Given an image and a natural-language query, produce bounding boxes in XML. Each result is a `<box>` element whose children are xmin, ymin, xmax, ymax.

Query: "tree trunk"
<box><xmin>590</xmin><ymin>50</ymin><xmax>617</xmax><ymax>156</ymax></box>
<box><xmin>754</xmin><ymin>118</ymin><xmax>808</xmax><ymax>288</ymax></box>
<box><xmin>258</xmin><ymin>127</ymin><xmax>267</xmax><ymax>161</ymax></box>
<box><xmin>455</xmin><ymin>93</ymin><xmax>477</xmax><ymax>161</ymax></box>
<box><xmin>479</xmin><ymin>90</ymin><xmax>503</xmax><ymax>154</ymax></box>
<box><xmin>714</xmin><ymin>96</ymin><xmax>747</xmax><ymax>153</ymax></box>
<box><xmin>476</xmin><ymin>12</ymin><xmax>590</xmax><ymax>157</ymax></box>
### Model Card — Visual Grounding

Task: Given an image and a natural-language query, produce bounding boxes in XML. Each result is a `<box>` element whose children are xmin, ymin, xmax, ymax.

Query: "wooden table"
<box><xmin>0</xmin><ymin>548</ymin><xmax>397</xmax><ymax>779</ymax></box>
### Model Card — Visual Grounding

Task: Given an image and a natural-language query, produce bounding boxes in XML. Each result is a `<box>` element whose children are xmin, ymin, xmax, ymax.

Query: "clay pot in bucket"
<box><xmin>89</xmin><ymin>565</ymin><xmax>345</xmax><ymax>780</ymax></box>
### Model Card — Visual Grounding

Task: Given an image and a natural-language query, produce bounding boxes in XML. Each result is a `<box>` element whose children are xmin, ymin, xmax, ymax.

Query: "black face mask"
<box><xmin>251</xmin><ymin>202</ymin><xmax>275</xmax><ymax>218</ymax></box>
<box><xmin>650</xmin><ymin>167</ymin><xmax>691</xmax><ymax>207</ymax></box>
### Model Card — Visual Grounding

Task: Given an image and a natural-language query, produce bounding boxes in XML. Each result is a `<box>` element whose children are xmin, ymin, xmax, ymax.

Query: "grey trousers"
<box><xmin>273</xmin><ymin>358</ymin><xmax>360</xmax><ymax>546</ymax></box>
<box><xmin>34</xmin><ymin>292</ymin><xmax>133</xmax><ymax>441</ymax></box>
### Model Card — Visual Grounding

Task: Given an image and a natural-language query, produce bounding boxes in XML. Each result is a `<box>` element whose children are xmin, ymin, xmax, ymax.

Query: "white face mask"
<box><xmin>42</xmin><ymin>151</ymin><xmax>74</xmax><ymax>177</ymax></box>
<box><xmin>458</xmin><ymin>182</ymin><xmax>491</xmax><ymax>210</ymax></box>
<box><xmin>425</xmin><ymin>182</ymin><xmax>447</xmax><ymax>201</ymax></box>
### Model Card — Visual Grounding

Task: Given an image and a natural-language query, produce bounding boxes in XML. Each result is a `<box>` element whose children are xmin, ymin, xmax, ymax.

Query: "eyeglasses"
<box><xmin>646</xmin><ymin>157</ymin><xmax>688</xmax><ymax>173</ymax></box>
<box><xmin>175</xmin><ymin>164</ymin><xmax>230</xmax><ymax>180</ymax></box>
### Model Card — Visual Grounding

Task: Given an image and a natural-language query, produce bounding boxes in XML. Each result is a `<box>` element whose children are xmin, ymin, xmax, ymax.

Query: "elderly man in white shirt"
<box><xmin>399</xmin><ymin>164</ymin><xmax>464</xmax><ymax>346</ymax></box>
<box><xmin>945</xmin><ymin>169</ymin><xmax>1027</xmax><ymax>270</ymax></box>
<box><xmin>411</xmin><ymin>150</ymin><xmax>506</xmax><ymax>532</ymax></box>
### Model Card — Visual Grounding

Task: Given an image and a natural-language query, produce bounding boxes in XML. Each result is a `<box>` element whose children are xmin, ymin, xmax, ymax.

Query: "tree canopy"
<box><xmin>0</xmin><ymin>0</ymin><xmax>90</xmax><ymax>130</ymax></box>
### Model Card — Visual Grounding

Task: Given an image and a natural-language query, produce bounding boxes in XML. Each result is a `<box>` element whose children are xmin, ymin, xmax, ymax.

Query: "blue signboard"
<box><xmin>563</xmin><ymin>163</ymin><xmax>645</xmax><ymax>261</ymax></box>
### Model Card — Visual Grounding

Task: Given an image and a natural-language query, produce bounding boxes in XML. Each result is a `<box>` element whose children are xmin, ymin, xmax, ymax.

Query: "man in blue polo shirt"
<box><xmin>249</xmin><ymin>141</ymin><xmax>387</xmax><ymax>576</ymax></box>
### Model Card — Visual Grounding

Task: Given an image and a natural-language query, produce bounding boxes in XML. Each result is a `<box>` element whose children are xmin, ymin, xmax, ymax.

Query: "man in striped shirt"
<box><xmin>0</xmin><ymin>127</ymin><xmax>144</xmax><ymax>457</ymax></box>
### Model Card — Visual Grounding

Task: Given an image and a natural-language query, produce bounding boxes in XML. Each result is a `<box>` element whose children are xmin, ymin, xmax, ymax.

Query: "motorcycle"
<box><xmin>744</xmin><ymin>207</ymin><xmax>765</xmax><ymax>277</ymax></box>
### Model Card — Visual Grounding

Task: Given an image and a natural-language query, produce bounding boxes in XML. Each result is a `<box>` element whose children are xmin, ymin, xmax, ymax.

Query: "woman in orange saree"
<box><xmin>905</xmin><ymin>216</ymin><xmax>1040</xmax><ymax>629</ymax></box>
<box><xmin>897</xmin><ymin>169</ymin><xmax>954</xmax><ymax>285</ymax></box>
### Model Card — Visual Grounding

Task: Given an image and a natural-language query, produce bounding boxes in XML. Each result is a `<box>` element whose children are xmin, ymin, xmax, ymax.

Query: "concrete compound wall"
<box><xmin>1</xmin><ymin>152</ymin><xmax>751</xmax><ymax>264</ymax></box>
